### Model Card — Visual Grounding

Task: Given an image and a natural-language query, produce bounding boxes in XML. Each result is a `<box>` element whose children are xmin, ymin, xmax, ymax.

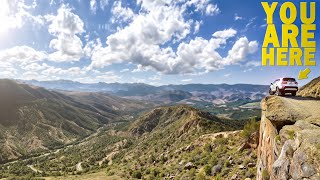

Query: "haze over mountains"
<box><xmin>21</xmin><ymin>79</ymin><xmax>269</xmax><ymax>104</ymax></box>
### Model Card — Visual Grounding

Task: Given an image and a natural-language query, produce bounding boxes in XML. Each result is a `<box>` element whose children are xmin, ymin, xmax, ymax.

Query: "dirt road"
<box><xmin>280</xmin><ymin>96</ymin><xmax>320</xmax><ymax>119</ymax></box>
<box><xmin>265</xmin><ymin>96</ymin><xmax>320</xmax><ymax>123</ymax></box>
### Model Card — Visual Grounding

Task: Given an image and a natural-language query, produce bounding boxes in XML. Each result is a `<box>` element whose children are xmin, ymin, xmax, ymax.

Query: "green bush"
<box><xmin>203</xmin><ymin>165</ymin><xmax>211</xmax><ymax>175</ymax></box>
<box><xmin>241</xmin><ymin>118</ymin><xmax>260</xmax><ymax>139</ymax></box>
<box><xmin>132</xmin><ymin>170</ymin><xmax>142</xmax><ymax>179</ymax></box>
<box><xmin>195</xmin><ymin>171</ymin><xmax>206</xmax><ymax>180</ymax></box>
<box><xmin>275</xmin><ymin>135</ymin><xmax>281</xmax><ymax>143</ymax></box>
<box><xmin>262</xmin><ymin>169</ymin><xmax>270</xmax><ymax>180</ymax></box>
<box><xmin>287</xmin><ymin>130</ymin><xmax>295</xmax><ymax>140</ymax></box>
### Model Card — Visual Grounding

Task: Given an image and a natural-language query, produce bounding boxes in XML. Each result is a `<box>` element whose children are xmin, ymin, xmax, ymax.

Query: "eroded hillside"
<box><xmin>0</xmin><ymin>105</ymin><xmax>259</xmax><ymax>179</ymax></box>
<box><xmin>0</xmin><ymin>80</ymin><xmax>150</xmax><ymax>163</ymax></box>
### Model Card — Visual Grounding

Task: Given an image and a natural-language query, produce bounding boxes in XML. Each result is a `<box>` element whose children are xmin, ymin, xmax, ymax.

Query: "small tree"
<box><xmin>241</xmin><ymin>118</ymin><xmax>260</xmax><ymax>139</ymax></box>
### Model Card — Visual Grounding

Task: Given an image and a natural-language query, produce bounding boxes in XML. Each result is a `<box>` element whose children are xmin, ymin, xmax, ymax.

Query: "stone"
<box><xmin>247</xmin><ymin>162</ymin><xmax>256</xmax><ymax>168</ymax></box>
<box><xmin>231</xmin><ymin>173</ymin><xmax>238</xmax><ymax>180</ymax></box>
<box><xmin>184</xmin><ymin>162</ymin><xmax>195</xmax><ymax>170</ymax></box>
<box><xmin>211</xmin><ymin>165</ymin><xmax>222</xmax><ymax>176</ymax></box>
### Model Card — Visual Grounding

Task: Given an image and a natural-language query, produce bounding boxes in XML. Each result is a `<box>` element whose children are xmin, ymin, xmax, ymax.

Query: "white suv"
<box><xmin>269</xmin><ymin>78</ymin><xmax>298</xmax><ymax>96</ymax></box>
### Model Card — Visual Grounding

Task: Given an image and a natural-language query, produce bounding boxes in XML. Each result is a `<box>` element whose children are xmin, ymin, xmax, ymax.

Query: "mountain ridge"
<box><xmin>0</xmin><ymin>79</ymin><xmax>150</xmax><ymax>163</ymax></box>
<box><xmin>19</xmin><ymin>79</ymin><xmax>269</xmax><ymax>105</ymax></box>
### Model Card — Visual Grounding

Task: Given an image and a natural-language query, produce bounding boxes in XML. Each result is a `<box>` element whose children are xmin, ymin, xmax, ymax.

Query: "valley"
<box><xmin>1</xmin><ymin>78</ymin><xmax>319</xmax><ymax>179</ymax></box>
<box><xmin>0</xmin><ymin>79</ymin><xmax>262</xmax><ymax>179</ymax></box>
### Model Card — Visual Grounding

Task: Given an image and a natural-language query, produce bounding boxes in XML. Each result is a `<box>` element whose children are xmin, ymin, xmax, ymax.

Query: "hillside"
<box><xmin>106</xmin><ymin>106</ymin><xmax>258</xmax><ymax>179</ymax></box>
<box><xmin>0</xmin><ymin>105</ymin><xmax>259</xmax><ymax>179</ymax></box>
<box><xmin>298</xmin><ymin>76</ymin><xmax>320</xmax><ymax>98</ymax></box>
<box><xmin>0</xmin><ymin>79</ymin><xmax>149</xmax><ymax>163</ymax></box>
<box><xmin>130</xmin><ymin>106</ymin><xmax>236</xmax><ymax>136</ymax></box>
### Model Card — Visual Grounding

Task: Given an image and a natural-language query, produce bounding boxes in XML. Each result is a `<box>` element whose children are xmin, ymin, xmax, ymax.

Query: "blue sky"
<box><xmin>0</xmin><ymin>0</ymin><xmax>318</xmax><ymax>85</ymax></box>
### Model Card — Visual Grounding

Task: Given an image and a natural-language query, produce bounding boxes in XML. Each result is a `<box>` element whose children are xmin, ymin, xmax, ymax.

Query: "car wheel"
<box><xmin>292</xmin><ymin>92</ymin><xmax>296</xmax><ymax>96</ymax></box>
<box><xmin>275</xmin><ymin>87</ymin><xmax>282</xmax><ymax>96</ymax></box>
<box><xmin>269</xmin><ymin>88</ymin><xmax>274</xmax><ymax>95</ymax></box>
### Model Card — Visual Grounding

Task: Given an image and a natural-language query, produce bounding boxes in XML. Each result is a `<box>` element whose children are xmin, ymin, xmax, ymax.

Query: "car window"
<box><xmin>283</xmin><ymin>78</ymin><xmax>296</xmax><ymax>82</ymax></box>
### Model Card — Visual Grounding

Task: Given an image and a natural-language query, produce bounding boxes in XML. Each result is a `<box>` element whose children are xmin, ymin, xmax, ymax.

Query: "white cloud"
<box><xmin>181</xmin><ymin>79</ymin><xmax>192</xmax><ymax>82</ymax></box>
<box><xmin>0</xmin><ymin>70</ymin><xmax>16</xmax><ymax>78</ymax></box>
<box><xmin>212</xmin><ymin>28</ymin><xmax>237</xmax><ymax>39</ymax></box>
<box><xmin>111</xmin><ymin>1</ymin><xmax>135</xmax><ymax>24</ymax></box>
<box><xmin>22</xmin><ymin>71</ymin><xmax>41</xmax><ymax>80</ymax></box>
<box><xmin>186</xmin><ymin>0</ymin><xmax>220</xmax><ymax>16</ymax></box>
<box><xmin>46</xmin><ymin>4</ymin><xmax>85</xmax><ymax>62</ymax></box>
<box><xmin>120</xmin><ymin>68</ymin><xmax>130</xmax><ymax>73</ymax></box>
<box><xmin>0</xmin><ymin>0</ymin><xmax>44</xmax><ymax>34</ymax></box>
<box><xmin>90</xmin><ymin>0</ymin><xmax>193</xmax><ymax>70</ymax></box>
<box><xmin>90</xmin><ymin>9</ymin><xmax>258</xmax><ymax>76</ymax></box>
<box><xmin>224</xmin><ymin>37</ymin><xmax>258</xmax><ymax>65</ymax></box>
<box><xmin>234</xmin><ymin>13</ymin><xmax>243</xmax><ymax>21</ymax></box>
<box><xmin>243</xmin><ymin>68</ymin><xmax>253</xmax><ymax>73</ymax></box>
<box><xmin>245</xmin><ymin>61</ymin><xmax>261</xmax><ymax>67</ymax></box>
<box><xmin>194</xmin><ymin>20</ymin><xmax>202</xmax><ymax>34</ymax></box>
<box><xmin>21</xmin><ymin>63</ymin><xmax>49</xmax><ymax>71</ymax></box>
<box><xmin>0</xmin><ymin>46</ymin><xmax>47</xmax><ymax>64</ymax></box>
<box><xmin>90</xmin><ymin>0</ymin><xmax>97</xmax><ymax>14</ymax></box>
<box><xmin>224</xmin><ymin>73</ymin><xmax>231</xmax><ymax>77</ymax></box>
<box><xmin>100</xmin><ymin>0</ymin><xmax>109</xmax><ymax>10</ymax></box>
<box><xmin>205</xmin><ymin>4</ymin><xmax>219</xmax><ymax>16</ymax></box>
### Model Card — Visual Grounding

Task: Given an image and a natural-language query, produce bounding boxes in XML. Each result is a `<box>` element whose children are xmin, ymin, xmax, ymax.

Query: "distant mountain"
<box><xmin>0</xmin><ymin>79</ymin><xmax>150</xmax><ymax>163</ymax></box>
<box><xmin>298</xmin><ymin>76</ymin><xmax>320</xmax><ymax>98</ymax></box>
<box><xmin>20</xmin><ymin>79</ymin><xmax>269</xmax><ymax>104</ymax></box>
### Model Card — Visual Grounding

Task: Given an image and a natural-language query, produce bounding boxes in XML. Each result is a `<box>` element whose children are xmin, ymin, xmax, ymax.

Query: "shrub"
<box><xmin>275</xmin><ymin>135</ymin><xmax>281</xmax><ymax>143</ymax></box>
<box><xmin>262</xmin><ymin>169</ymin><xmax>270</xmax><ymax>180</ymax></box>
<box><xmin>241</xmin><ymin>118</ymin><xmax>260</xmax><ymax>139</ymax></box>
<box><xmin>203</xmin><ymin>165</ymin><xmax>211</xmax><ymax>175</ymax></box>
<box><xmin>287</xmin><ymin>130</ymin><xmax>295</xmax><ymax>140</ymax></box>
<box><xmin>195</xmin><ymin>171</ymin><xmax>206</xmax><ymax>180</ymax></box>
<box><xmin>132</xmin><ymin>170</ymin><xmax>142</xmax><ymax>179</ymax></box>
<box><xmin>204</xmin><ymin>143</ymin><xmax>212</xmax><ymax>152</ymax></box>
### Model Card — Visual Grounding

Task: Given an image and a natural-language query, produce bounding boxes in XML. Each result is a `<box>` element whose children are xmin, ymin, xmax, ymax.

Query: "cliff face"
<box><xmin>257</xmin><ymin>96</ymin><xmax>320</xmax><ymax>180</ymax></box>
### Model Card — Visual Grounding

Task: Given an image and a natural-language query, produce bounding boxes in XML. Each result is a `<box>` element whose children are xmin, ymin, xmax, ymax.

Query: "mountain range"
<box><xmin>20</xmin><ymin>79</ymin><xmax>269</xmax><ymax>104</ymax></box>
<box><xmin>1</xmin><ymin>77</ymin><xmax>320</xmax><ymax>179</ymax></box>
<box><xmin>0</xmin><ymin>79</ymin><xmax>151</xmax><ymax>163</ymax></box>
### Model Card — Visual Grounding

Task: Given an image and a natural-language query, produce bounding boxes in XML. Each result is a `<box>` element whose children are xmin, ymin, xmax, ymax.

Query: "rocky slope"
<box><xmin>108</xmin><ymin>106</ymin><xmax>258</xmax><ymax>179</ymax></box>
<box><xmin>257</xmin><ymin>96</ymin><xmax>320</xmax><ymax>180</ymax></box>
<box><xmin>298</xmin><ymin>76</ymin><xmax>320</xmax><ymax>98</ymax></box>
<box><xmin>0</xmin><ymin>79</ymin><xmax>149</xmax><ymax>163</ymax></box>
<box><xmin>0</xmin><ymin>105</ymin><xmax>259</xmax><ymax>179</ymax></box>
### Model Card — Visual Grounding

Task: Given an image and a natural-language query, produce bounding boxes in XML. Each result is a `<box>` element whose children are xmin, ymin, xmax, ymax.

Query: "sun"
<box><xmin>0</xmin><ymin>0</ymin><xmax>19</xmax><ymax>35</ymax></box>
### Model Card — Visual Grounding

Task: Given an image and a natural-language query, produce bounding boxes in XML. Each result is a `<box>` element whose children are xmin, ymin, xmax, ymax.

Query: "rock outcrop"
<box><xmin>257</xmin><ymin>96</ymin><xmax>320</xmax><ymax>180</ymax></box>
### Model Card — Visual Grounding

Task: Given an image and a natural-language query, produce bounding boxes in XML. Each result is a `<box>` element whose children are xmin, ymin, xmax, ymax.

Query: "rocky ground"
<box><xmin>257</xmin><ymin>95</ymin><xmax>320</xmax><ymax>180</ymax></box>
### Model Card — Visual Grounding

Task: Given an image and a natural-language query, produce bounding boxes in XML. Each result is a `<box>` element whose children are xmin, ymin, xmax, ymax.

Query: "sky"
<box><xmin>0</xmin><ymin>0</ymin><xmax>318</xmax><ymax>85</ymax></box>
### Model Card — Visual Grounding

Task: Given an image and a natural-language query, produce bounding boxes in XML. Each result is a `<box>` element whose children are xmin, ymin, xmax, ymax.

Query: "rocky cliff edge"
<box><xmin>257</xmin><ymin>96</ymin><xmax>320</xmax><ymax>180</ymax></box>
